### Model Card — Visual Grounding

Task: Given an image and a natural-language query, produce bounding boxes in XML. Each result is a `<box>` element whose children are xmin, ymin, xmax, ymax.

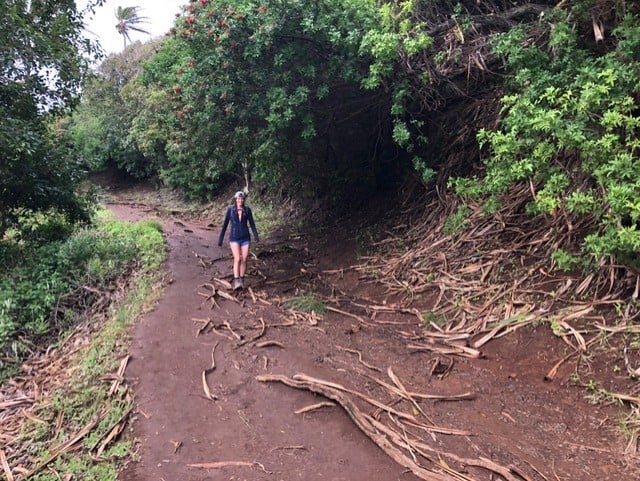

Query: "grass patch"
<box><xmin>287</xmin><ymin>292</ymin><xmax>327</xmax><ymax>313</ymax></box>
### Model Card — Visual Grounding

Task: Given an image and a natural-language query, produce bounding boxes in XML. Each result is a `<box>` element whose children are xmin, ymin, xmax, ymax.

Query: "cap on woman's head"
<box><xmin>234</xmin><ymin>191</ymin><xmax>246</xmax><ymax>199</ymax></box>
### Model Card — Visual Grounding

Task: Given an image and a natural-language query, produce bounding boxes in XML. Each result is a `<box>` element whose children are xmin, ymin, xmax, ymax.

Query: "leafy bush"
<box><xmin>455</xmin><ymin>9</ymin><xmax>640</xmax><ymax>264</ymax></box>
<box><xmin>551</xmin><ymin>249</ymin><xmax>584</xmax><ymax>273</ymax></box>
<box><xmin>0</xmin><ymin>217</ymin><xmax>164</xmax><ymax>370</ymax></box>
<box><xmin>442</xmin><ymin>205</ymin><xmax>471</xmax><ymax>237</ymax></box>
<box><xmin>0</xmin><ymin>208</ymin><xmax>76</xmax><ymax>251</ymax></box>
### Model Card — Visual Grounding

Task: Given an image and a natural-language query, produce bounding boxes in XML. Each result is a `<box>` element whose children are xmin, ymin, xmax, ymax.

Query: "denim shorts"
<box><xmin>230</xmin><ymin>239</ymin><xmax>251</xmax><ymax>247</ymax></box>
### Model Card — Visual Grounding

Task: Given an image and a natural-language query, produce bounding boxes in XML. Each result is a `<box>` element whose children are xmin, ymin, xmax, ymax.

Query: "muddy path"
<box><xmin>110</xmin><ymin>200</ymin><xmax>638</xmax><ymax>481</ymax></box>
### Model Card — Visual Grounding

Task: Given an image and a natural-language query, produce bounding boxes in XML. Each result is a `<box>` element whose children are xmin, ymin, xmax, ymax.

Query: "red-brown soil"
<box><xmin>109</xmin><ymin>186</ymin><xmax>639</xmax><ymax>481</ymax></box>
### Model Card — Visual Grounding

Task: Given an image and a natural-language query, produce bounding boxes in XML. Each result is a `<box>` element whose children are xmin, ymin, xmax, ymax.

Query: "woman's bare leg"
<box><xmin>230</xmin><ymin>242</ymin><xmax>242</xmax><ymax>279</ymax></box>
<box><xmin>239</xmin><ymin>243</ymin><xmax>250</xmax><ymax>278</ymax></box>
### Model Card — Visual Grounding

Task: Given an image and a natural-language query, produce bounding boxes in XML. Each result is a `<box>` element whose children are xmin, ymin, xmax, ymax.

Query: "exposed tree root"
<box><xmin>257</xmin><ymin>372</ymin><xmax>539</xmax><ymax>481</ymax></box>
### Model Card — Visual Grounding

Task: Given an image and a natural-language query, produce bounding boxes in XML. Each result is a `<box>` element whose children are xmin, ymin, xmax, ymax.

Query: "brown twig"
<box><xmin>336</xmin><ymin>345</ymin><xmax>382</xmax><ymax>372</ymax></box>
<box><xmin>202</xmin><ymin>342</ymin><xmax>219</xmax><ymax>401</ymax></box>
<box><xmin>256</xmin><ymin>340</ymin><xmax>285</xmax><ymax>349</ymax></box>
<box><xmin>237</xmin><ymin>317</ymin><xmax>266</xmax><ymax>347</ymax></box>
<box><xmin>294</xmin><ymin>401</ymin><xmax>336</xmax><ymax>414</ymax></box>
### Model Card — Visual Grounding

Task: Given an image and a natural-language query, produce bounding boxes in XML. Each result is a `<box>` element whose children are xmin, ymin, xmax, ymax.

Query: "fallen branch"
<box><xmin>197</xmin><ymin>283</ymin><xmax>220</xmax><ymax>309</ymax></box>
<box><xmin>326</xmin><ymin>306</ymin><xmax>372</xmax><ymax>326</ymax></box>
<box><xmin>211</xmin><ymin>277</ymin><xmax>233</xmax><ymax>290</ymax></box>
<box><xmin>223</xmin><ymin>320</ymin><xmax>241</xmax><ymax>340</ymax></box>
<box><xmin>0</xmin><ymin>449</ymin><xmax>14</xmax><ymax>481</ymax></box>
<box><xmin>256</xmin><ymin>340</ymin><xmax>285</xmax><ymax>349</ymax></box>
<box><xmin>336</xmin><ymin>345</ymin><xmax>382</xmax><ymax>372</ymax></box>
<box><xmin>387</xmin><ymin>367</ymin><xmax>431</xmax><ymax>422</ymax></box>
<box><xmin>171</xmin><ymin>440</ymin><xmax>183</xmax><ymax>454</ymax></box>
<box><xmin>107</xmin><ymin>355</ymin><xmax>130</xmax><ymax>397</ymax></box>
<box><xmin>609</xmin><ymin>392</ymin><xmax>640</xmax><ymax>405</ymax></box>
<box><xmin>94</xmin><ymin>405</ymin><xmax>134</xmax><ymax>458</ymax></box>
<box><xmin>193</xmin><ymin>317</ymin><xmax>212</xmax><ymax>337</ymax></box>
<box><xmin>544</xmin><ymin>351</ymin><xmax>578</xmax><ymax>382</ymax></box>
<box><xmin>364</xmin><ymin>372</ymin><xmax>473</xmax><ymax>402</ymax></box>
<box><xmin>216</xmin><ymin>289</ymin><xmax>239</xmax><ymax>303</ymax></box>
<box><xmin>408</xmin><ymin>341</ymin><xmax>482</xmax><ymax>359</ymax></box>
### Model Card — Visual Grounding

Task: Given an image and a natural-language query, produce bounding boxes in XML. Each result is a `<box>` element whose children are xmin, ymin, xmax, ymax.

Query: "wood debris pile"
<box><xmin>355</xmin><ymin>182</ymin><xmax>639</xmax><ymax>356</ymax></box>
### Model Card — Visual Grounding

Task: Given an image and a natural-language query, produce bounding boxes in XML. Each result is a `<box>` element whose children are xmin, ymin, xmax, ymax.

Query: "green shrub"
<box><xmin>551</xmin><ymin>249</ymin><xmax>584</xmax><ymax>273</ymax></box>
<box><xmin>3</xmin><ymin>208</ymin><xmax>76</xmax><ymax>245</ymax></box>
<box><xmin>0</xmin><ymin>217</ymin><xmax>164</xmax><ymax>372</ymax></box>
<box><xmin>454</xmin><ymin>10</ymin><xmax>640</xmax><ymax>265</ymax></box>
<box><xmin>442</xmin><ymin>205</ymin><xmax>471</xmax><ymax>237</ymax></box>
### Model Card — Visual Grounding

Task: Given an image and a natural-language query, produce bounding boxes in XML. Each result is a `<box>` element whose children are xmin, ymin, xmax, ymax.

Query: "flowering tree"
<box><xmin>140</xmin><ymin>0</ymin><xmax>380</xmax><ymax>198</ymax></box>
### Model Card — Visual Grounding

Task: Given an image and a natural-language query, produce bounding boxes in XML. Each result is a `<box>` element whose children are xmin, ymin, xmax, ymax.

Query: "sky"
<box><xmin>78</xmin><ymin>0</ymin><xmax>187</xmax><ymax>55</ymax></box>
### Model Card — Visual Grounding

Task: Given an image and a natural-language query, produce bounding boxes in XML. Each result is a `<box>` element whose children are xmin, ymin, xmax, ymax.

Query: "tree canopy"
<box><xmin>67</xmin><ymin>0</ymin><xmax>639</xmax><ymax>273</ymax></box>
<box><xmin>0</xmin><ymin>0</ymin><xmax>105</xmax><ymax>235</ymax></box>
<box><xmin>138</xmin><ymin>0</ymin><xmax>384</xmax><ymax>199</ymax></box>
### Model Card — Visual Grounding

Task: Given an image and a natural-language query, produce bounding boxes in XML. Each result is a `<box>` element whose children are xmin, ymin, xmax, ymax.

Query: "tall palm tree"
<box><xmin>115</xmin><ymin>6</ymin><xmax>151</xmax><ymax>50</ymax></box>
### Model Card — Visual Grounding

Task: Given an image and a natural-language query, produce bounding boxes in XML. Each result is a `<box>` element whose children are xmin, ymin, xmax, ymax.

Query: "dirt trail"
<box><xmin>113</xmin><ymin>203</ymin><xmax>416</xmax><ymax>481</ymax></box>
<box><xmin>110</xmin><ymin>201</ymin><xmax>638</xmax><ymax>481</ymax></box>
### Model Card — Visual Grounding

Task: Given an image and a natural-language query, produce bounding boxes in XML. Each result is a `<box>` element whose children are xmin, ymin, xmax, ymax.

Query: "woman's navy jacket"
<box><xmin>217</xmin><ymin>205</ymin><xmax>259</xmax><ymax>246</ymax></box>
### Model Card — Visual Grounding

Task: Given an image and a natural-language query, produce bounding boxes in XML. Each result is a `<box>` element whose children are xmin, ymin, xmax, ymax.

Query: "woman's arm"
<box><xmin>217</xmin><ymin>208</ymin><xmax>231</xmax><ymax>246</ymax></box>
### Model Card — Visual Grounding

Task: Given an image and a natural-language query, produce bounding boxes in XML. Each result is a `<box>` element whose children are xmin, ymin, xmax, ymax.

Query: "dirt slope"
<box><xmin>110</xmin><ymin>196</ymin><xmax>638</xmax><ymax>481</ymax></box>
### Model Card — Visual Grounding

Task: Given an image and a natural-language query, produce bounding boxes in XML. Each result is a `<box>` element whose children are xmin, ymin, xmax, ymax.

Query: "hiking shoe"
<box><xmin>232</xmin><ymin>278</ymin><xmax>241</xmax><ymax>290</ymax></box>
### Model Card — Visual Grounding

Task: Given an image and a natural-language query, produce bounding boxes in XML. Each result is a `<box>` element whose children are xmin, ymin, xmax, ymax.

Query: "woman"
<box><xmin>217</xmin><ymin>191</ymin><xmax>260</xmax><ymax>290</ymax></box>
